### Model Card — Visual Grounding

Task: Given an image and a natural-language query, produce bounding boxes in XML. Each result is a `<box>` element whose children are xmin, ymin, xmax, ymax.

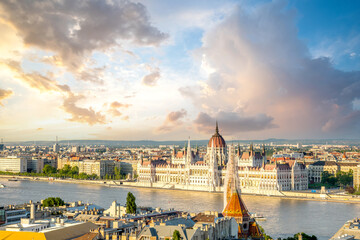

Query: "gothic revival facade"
<box><xmin>137</xmin><ymin>123</ymin><xmax>308</xmax><ymax>193</ymax></box>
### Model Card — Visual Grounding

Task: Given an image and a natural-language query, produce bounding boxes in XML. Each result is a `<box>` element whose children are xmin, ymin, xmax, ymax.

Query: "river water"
<box><xmin>0</xmin><ymin>180</ymin><xmax>359</xmax><ymax>240</ymax></box>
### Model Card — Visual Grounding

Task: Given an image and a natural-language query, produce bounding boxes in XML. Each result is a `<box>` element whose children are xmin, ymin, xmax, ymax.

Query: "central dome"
<box><xmin>208</xmin><ymin>122</ymin><xmax>226</xmax><ymax>148</ymax></box>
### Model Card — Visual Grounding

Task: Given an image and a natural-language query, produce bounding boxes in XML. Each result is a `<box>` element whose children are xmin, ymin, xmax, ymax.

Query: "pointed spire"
<box><xmin>262</xmin><ymin>144</ymin><xmax>266</xmax><ymax>156</ymax></box>
<box><xmin>237</xmin><ymin>144</ymin><xmax>241</xmax><ymax>156</ymax></box>
<box><xmin>186</xmin><ymin>137</ymin><xmax>192</xmax><ymax>165</ymax></box>
<box><xmin>250</xmin><ymin>143</ymin><xmax>253</xmax><ymax>155</ymax></box>
<box><xmin>215</xmin><ymin>121</ymin><xmax>219</xmax><ymax>134</ymax></box>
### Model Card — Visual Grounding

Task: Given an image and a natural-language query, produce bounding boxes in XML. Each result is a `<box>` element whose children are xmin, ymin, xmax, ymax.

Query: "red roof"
<box><xmin>222</xmin><ymin>190</ymin><xmax>250</xmax><ymax>219</ymax></box>
<box><xmin>208</xmin><ymin>122</ymin><xmax>226</xmax><ymax>148</ymax></box>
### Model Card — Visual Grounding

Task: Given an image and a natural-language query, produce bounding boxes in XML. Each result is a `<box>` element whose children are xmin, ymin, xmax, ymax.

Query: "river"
<box><xmin>0</xmin><ymin>180</ymin><xmax>359</xmax><ymax>239</ymax></box>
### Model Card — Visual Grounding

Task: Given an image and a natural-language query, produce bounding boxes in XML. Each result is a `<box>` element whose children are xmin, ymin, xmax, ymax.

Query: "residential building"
<box><xmin>0</xmin><ymin>156</ymin><xmax>28</xmax><ymax>173</ymax></box>
<box><xmin>307</xmin><ymin>161</ymin><xmax>340</xmax><ymax>183</ymax></box>
<box><xmin>27</xmin><ymin>157</ymin><xmax>44</xmax><ymax>173</ymax></box>
<box><xmin>104</xmin><ymin>200</ymin><xmax>127</xmax><ymax>218</ymax></box>
<box><xmin>354</xmin><ymin>165</ymin><xmax>360</xmax><ymax>190</ymax></box>
<box><xmin>58</xmin><ymin>159</ymin><xmax>120</xmax><ymax>178</ymax></box>
<box><xmin>0</xmin><ymin>218</ymin><xmax>98</xmax><ymax>240</ymax></box>
<box><xmin>330</xmin><ymin>218</ymin><xmax>360</xmax><ymax>240</ymax></box>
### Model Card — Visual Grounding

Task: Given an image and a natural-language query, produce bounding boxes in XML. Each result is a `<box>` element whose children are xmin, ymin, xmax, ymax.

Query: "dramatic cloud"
<box><xmin>1</xmin><ymin>59</ymin><xmax>108</xmax><ymax>126</ymax></box>
<box><xmin>181</xmin><ymin>1</ymin><xmax>360</xmax><ymax>138</ymax></box>
<box><xmin>156</xmin><ymin>109</ymin><xmax>187</xmax><ymax>133</ymax></box>
<box><xmin>1</xmin><ymin>60</ymin><xmax>70</xmax><ymax>93</ymax></box>
<box><xmin>142</xmin><ymin>71</ymin><xmax>161</xmax><ymax>86</ymax></box>
<box><xmin>63</xmin><ymin>94</ymin><xmax>106</xmax><ymax>125</ymax></box>
<box><xmin>194</xmin><ymin>112</ymin><xmax>276</xmax><ymax>135</ymax></box>
<box><xmin>0</xmin><ymin>88</ymin><xmax>13</xmax><ymax>106</ymax></box>
<box><xmin>0</xmin><ymin>0</ymin><xmax>168</xmax><ymax>80</ymax></box>
<box><xmin>108</xmin><ymin>101</ymin><xmax>131</xmax><ymax>117</ymax></box>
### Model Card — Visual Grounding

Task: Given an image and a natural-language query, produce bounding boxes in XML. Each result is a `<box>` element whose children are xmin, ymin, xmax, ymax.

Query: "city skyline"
<box><xmin>1</xmin><ymin>0</ymin><xmax>360</xmax><ymax>141</ymax></box>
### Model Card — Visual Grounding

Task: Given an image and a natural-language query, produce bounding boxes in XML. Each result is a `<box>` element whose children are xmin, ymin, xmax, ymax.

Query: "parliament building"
<box><xmin>137</xmin><ymin>123</ymin><xmax>308</xmax><ymax>193</ymax></box>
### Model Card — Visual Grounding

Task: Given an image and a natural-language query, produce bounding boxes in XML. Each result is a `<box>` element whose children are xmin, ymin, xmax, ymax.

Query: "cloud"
<box><xmin>194</xmin><ymin>112</ymin><xmax>276</xmax><ymax>135</ymax></box>
<box><xmin>0</xmin><ymin>88</ymin><xmax>13</xmax><ymax>106</ymax></box>
<box><xmin>181</xmin><ymin>1</ymin><xmax>360</xmax><ymax>138</ymax></box>
<box><xmin>1</xmin><ymin>60</ymin><xmax>70</xmax><ymax>93</ymax></box>
<box><xmin>1</xmin><ymin>59</ymin><xmax>109</xmax><ymax>126</ymax></box>
<box><xmin>36</xmin><ymin>128</ymin><xmax>43</xmax><ymax>131</ymax></box>
<box><xmin>0</xmin><ymin>0</ymin><xmax>168</xmax><ymax>80</ymax></box>
<box><xmin>156</xmin><ymin>109</ymin><xmax>187</xmax><ymax>133</ymax></box>
<box><xmin>63</xmin><ymin>94</ymin><xmax>106</xmax><ymax>125</ymax></box>
<box><xmin>142</xmin><ymin>70</ymin><xmax>161</xmax><ymax>86</ymax></box>
<box><xmin>108</xmin><ymin>101</ymin><xmax>131</xmax><ymax>117</ymax></box>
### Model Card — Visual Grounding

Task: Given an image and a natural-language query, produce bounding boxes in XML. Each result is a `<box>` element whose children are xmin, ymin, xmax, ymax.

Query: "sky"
<box><xmin>0</xmin><ymin>0</ymin><xmax>360</xmax><ymax>142</ymax></box>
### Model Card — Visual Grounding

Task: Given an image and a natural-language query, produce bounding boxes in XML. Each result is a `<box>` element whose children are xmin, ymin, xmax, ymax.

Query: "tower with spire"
<box><xmin>223</xmin><ymin>145</ymin><xmax>264</xmax><ymax>239</ymax></box>
<box><xmin>186</xmin><ymin>137</ymin><xmax>193</xmax><ymax>166</ymax></box>
<box><xmin>208</xmin><ymin>139</ymin><xmax>220</xmax><ymax>191</ymax></box>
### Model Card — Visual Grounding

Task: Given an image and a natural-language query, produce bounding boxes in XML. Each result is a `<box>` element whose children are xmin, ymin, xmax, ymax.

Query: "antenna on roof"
<box><xmin>56</xmin><ymin>136</ymin><xmax>58</xmax><ymax>144</ymax></box>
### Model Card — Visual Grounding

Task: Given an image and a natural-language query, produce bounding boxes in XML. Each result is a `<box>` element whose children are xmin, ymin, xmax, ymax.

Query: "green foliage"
<box><xmin>321</xmin><ymin>171</ymin><xmax>337</xmax><ymax>186</ymax></box>
<box><xmin>43</xmin><ymin>164</ymin><xmax>57</xmax><ymax>174</ymax></box>
<box><xmin>310</xmin><ymin>171</ymin><xmax>354</xmax><ymax>189</ymax></box>
<box><xmin>59</xmin><ymin>164</ymin><xmax>71</xmax><ymax>175</ymax></box>
<box><xmin>126</xmin><ymin>192</ymin><xmax>137</xmax><ymax>214</ymax></box>
<box><xmin>70</xmin><ymin>166</ymin><xmax>79</xmax><ymax>175</ymax></box>
<box><xmin>173</xmin><ymin>230</ymin><xmax>181</xmax><ymax>240</ymax></box>
<box><xmin>42</xmin><ymin>197</ymin><xmax>65</xmax><ymax>207</ymax></box>
<box><xmin>114</xmin><ymin>166</ymin><xmax>122</xmax><ymax>180</ymax></box>
<box><xmin>345</xmin><ymin>186</ymin><xmax>356</xmax><ymax>194</ymax></box>
<box><xmin>259</xmin><ymin>225</ymin><xmax>273</xmax><ymax>240</ymax></box>
<box><xmin>336</xmin><ymin>171</ymin><xmax>353</xmax><ymax>186</ymax></box>
<box><xmin>350</xmin><ymin>186</ymin><xmax>360</xmax><ymax>195</ymax></box>
<box><xmin>279</xmin><ymin>233</ymin><xmax>317</xmax><ymax>240</ymax></box>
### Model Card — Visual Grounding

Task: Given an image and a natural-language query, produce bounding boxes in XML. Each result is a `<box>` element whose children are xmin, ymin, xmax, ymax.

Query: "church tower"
<box><xmin>223</xmin><ymin>146</ymin><xmax>264</xmax><ymax>239</ymax></box>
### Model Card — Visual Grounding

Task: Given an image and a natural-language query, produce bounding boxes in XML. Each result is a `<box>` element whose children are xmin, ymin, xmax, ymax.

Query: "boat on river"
<box><xmin>0</xmin><ymin>183</ymin><xmax>5</xmax><ymax>188</ymax></box>
<box><xmin>250</xmin><ymin>213</ymin><xmax>267</xmax><ymax>221</ymax></box>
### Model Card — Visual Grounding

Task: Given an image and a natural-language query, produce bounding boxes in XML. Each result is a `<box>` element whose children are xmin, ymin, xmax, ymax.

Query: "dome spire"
<box><xmin>215</xmin><ymin>121</ymin><xmax>219</xmax><ymax>134</ymax></box>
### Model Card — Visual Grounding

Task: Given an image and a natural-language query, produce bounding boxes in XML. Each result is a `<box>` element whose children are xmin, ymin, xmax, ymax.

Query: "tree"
<box><xmin>114</xmin><ymin>166</ymin><xmax>121</xmax><ymax>180</ymax></box>
<box><xmin>346</xmin><ymin>186</ymin><xmax>356</xmax><ymax>194</ymax></box>
<box><xmin>173</xmin><ymin>230</ymin><xmax>181</xmax><ymax>240</ymax></box>
<box><xmin>321</xmin><ymin>171</ymin><xmax>337</xmax><ymax>186</ymax></box>
<box><xmin>337</xmin><ymin>171</ymin><xmax>353</xmax><ymax>186</ymax></box>
<box><xmin>281</xmin><ymin>232</ymin><xmax>317</xmax><ymax>240</ymax></box>
<box><xmin>43</xmin><ymin>164</ymin><xmax>57</xmax><ymax>174</ymax></box>
<box><xmin>70</xmin><ymin>166</ymin><xmax>79</xmax><ymax>175</ymax></box>
<box><xmin>126</xmin><ymin>192</ymin><xmax>137</xmax><ymax>214</ymax></box>
<box><xmin>60</xmin><ymin>164</ymin><xmax>71</xmax><ymax>175</ymax></box>
<box><xmin>42</xmin><ymin>197</ymin><xmax>65</xmax><ymax>207</ymax></box>
<box><xmin>259</xmin><ymin>224</ymin><xmax>273</xmax><ymax>240</ymax></box>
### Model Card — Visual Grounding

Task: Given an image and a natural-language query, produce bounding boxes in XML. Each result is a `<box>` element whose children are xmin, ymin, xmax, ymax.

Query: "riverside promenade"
<box><xmin>1</xmin><ymin>174</ymin><xmax>360</xmax><ymax>204</ymax></box>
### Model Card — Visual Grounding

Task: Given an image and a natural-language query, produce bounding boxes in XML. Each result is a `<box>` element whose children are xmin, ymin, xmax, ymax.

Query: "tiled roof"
<box><xmin>191</xmin><ymin>213</ymin><xmax>216</xmax><ymax>223</ymax></box>
<box><xmin>222</xmin><ymin>190</ymin><xmax>250</xmax><ymax>218</ymax></box>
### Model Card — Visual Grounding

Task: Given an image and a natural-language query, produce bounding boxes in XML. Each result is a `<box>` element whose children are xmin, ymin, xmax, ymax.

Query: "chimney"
<box><xmin>30</xmin><ymin>200</ymin><xmax>36</xmax><ymax>221</ymax></box>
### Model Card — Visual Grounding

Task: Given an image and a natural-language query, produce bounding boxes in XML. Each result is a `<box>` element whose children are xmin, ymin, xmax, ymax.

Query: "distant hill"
<box><xmin>4</xmin><ymin>138</ymin><xmax>360</xmax><ymax>147</ymax></box>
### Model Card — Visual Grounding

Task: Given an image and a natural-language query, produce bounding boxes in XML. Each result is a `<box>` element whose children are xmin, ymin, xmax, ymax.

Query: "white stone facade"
<box><xmin>137</xmin><ymin>127</ymin><xmax>308</xmax><ymax>193</ymax></box>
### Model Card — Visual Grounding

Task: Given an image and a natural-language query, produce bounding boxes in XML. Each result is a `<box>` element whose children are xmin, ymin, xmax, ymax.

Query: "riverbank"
<box><xmin>1</xmin><ymin>174</ymin><xmax>360</xmax><ymax>204</ymax></box>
